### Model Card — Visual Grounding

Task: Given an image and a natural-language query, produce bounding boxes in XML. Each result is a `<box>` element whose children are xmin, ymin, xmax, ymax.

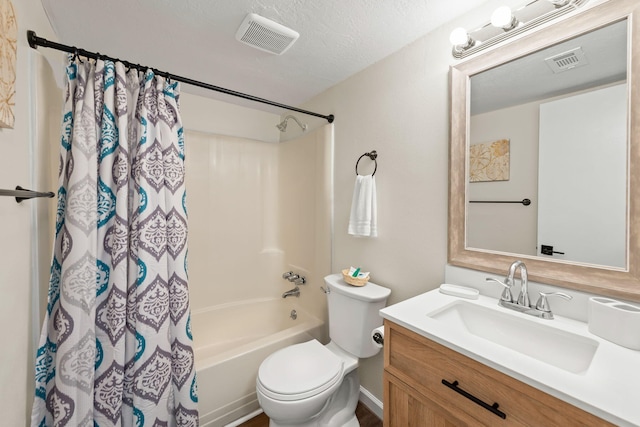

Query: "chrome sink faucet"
<box><xmin>508</xmin><ymin>260</ymin><xmax>530</xmax><ymax>308</ymax></box>
<box><xmin>486</xmin><ymin>260</ymin><xmax>573</xmax><ymax>319</ymax></box>
<box><xmin>486</xmin><ymin>260</ymin><xmax>530</xmax><ymax>309</ymax></box>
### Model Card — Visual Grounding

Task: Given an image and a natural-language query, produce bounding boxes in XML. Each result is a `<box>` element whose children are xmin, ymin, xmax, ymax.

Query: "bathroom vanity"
<box><xmin>380</xmin><ymin>290</ymin><xmax>640</xmax><ymax>426</ymax></box>
<box><xmin>383</xmin><ymin>321</ymin><xmax>610</xmax><ymax>426</ymax></box>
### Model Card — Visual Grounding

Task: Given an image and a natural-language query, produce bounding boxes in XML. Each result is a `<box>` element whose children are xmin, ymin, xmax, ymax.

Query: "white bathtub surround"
<box><xmin>184</xmin><ymin>124</ymin><xmax>333</xmax><ymax>425</ymax></box>
<box><xmin>192</xmin><ymin>297</ymin><xmax>324</xmax><ymax>427</ymax></box>
<box><xmin>184</xmin><ymin>124</ymin><xmax>333</xmax><ymax>320</ymax></box>
<box><xmin>185</xmin><ymin>131</ymin><xmax>282</xmax><ymax>311</ymax></box>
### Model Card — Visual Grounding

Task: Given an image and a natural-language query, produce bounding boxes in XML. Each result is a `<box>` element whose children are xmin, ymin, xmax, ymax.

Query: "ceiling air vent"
<box><xmin>235</xmin><ymin>13</ymin><xmax>299</xmax><ymax>55</ymax></box>
<box><xmin>545</xmin><ymin>47</ymin><xmax>589</xmax><ymax>74</ymax></box>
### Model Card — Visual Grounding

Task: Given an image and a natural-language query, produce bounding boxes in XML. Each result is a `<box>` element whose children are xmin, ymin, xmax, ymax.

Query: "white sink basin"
<box><xmin>380</xmin><ymin>290</ymin><xmax>640</xmax><ymax>426</ymax></box>
<box><xmin>428</xmin><ymin>301</ymin><xmax>599</xmax><ymax>374</ymax></box>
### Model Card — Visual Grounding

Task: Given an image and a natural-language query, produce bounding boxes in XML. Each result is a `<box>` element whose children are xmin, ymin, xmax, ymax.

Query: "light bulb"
<box><xmin>491</xmin><ymin>6</ymin><xmax>518</xmax><ymax>30</ymax></box>
<box><xmin>449</xmin><ymin>27</ymin><xmax>470</xmax><ymax>46</ymax></box>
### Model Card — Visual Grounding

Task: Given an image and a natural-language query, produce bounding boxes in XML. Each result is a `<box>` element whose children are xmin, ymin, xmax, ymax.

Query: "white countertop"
<box><xmin>380</xmin><ymin>289</ymin><xmax>640</xmax><ymax>426</ymax></box>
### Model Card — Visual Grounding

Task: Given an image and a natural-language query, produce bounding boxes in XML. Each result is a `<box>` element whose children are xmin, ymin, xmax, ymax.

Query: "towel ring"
<box><xmin>355</xmin><ymin>150</ymin><xmax>378</xmax><ymax>176</ymax></box>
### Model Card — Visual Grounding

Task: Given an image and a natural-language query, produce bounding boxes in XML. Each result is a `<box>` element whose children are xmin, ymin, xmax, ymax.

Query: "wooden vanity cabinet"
<box><xmin>383</xmin><ymin>320</ymin><xmax>612</xmax><ymax>427</ymax></box>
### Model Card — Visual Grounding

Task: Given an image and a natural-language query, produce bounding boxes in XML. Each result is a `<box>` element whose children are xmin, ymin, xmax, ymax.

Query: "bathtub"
<box><xmin>192</xmin><ymin>297</ymin><xmax>325</xmax><ymax>427</ymax></box>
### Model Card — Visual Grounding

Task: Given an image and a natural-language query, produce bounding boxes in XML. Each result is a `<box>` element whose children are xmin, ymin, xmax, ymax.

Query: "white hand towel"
<box><xmin>348</xmin><ymin>174</ymin><xmax>377</xmax><ymax>237</ymax></box>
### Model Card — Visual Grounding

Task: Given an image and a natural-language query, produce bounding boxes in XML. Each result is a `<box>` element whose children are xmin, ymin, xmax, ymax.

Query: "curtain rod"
<box><xmin>27</xmin><ymin>30</ymin><xmax>335</xmax><ymax>124</ymax></box>
<box><xmin>0</xmin><ymin>186</ymin><xmax>55</xmax><ymax>203</ymax></box>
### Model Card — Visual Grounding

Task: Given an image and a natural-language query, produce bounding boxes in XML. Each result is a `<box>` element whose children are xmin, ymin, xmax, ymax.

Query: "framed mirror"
<box><xmin>449</xmin><ymin>0</ymin><xmax>640</xmax><ymax>301</ymax></box>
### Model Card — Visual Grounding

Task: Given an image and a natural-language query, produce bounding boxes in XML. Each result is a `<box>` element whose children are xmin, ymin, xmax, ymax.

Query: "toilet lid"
<box><xmin>258</xmin><ymin>340</ymin><xmax>343</xmax><ymax>400</ymax></box>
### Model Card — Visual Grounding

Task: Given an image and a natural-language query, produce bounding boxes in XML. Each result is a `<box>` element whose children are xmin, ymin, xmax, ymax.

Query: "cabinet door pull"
<box><xmin>442</xmin><ymin>379</ymin><xmax>506</xmax><ymax>419</ymax></box>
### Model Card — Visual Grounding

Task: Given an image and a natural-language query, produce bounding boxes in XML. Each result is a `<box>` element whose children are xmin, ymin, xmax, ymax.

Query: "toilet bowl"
<box><xmin>256</xmin><ymin>274</ymin><xmax>391</xmax><ymax>426</ymax></box>
<box><xmin>257</xmin><ymin>340</ymin><xmax>358</xmax><ymax>426</ymax></box>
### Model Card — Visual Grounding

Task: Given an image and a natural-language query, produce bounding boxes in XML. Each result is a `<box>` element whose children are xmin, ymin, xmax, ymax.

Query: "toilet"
<box><xmin>256</xmin><ymin>273</ymin><xmax>391</xmax><ymax>426</ymax></box>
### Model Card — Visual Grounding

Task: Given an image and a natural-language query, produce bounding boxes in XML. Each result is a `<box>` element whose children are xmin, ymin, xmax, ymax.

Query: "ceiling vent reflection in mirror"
<box><xmin>450</xmin><ymin>0</ymin><xmax>590</xmax><ymax>59</ymax></box>
<box><xmin>236</xmin><ymin>13</ymin><xmax>300</xmax><ymax>55</ymax></box>
<box><xmin>545</xmin><ymin>47</ymin><xmax>589</xmax><ymax>73</ymax></box>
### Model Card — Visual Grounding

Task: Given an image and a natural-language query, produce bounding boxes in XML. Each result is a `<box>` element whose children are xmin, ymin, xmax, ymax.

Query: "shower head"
<box><xmin>276</xmin><ymin>115</ymin><xmax>308</xmax><ymax>133</ymax></box>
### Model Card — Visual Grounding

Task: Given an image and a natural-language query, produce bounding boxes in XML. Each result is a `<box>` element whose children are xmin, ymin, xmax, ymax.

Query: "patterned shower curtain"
<box><xmin>31</xmin><ymin>56</ymin><xmax>198</xmax><ymax>426</ymax></box>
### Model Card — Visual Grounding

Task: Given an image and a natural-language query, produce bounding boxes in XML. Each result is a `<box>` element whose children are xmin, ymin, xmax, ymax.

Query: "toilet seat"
<box><xmin>257</xmin><ymin>340</ymin><xmax>344</xmax><ymax>401</ymax></box>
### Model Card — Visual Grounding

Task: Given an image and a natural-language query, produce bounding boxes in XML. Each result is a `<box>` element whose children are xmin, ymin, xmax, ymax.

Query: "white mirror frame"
<box><xmin>449</xmin><ymin>0</ymin><xmax>640</xmax><ymax>302</ymax></box>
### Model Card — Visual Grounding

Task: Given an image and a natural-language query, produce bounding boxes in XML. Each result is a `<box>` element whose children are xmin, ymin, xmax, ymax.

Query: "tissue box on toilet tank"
<box><xmin>588</xmin><ymin>297</ymin><xmax>640</xmax><ymax>350</ymax></box>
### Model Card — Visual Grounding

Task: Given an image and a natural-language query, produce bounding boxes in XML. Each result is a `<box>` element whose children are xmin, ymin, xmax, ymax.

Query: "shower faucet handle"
<box><xmin>283</xmin><ymin>271</ymin><xmax>305</xmax><ymax>284</ymax></box>
<box><xmin>282</xmin><ymin>271</ymin><xmax>294</xmax><ymax>279</ymax></box>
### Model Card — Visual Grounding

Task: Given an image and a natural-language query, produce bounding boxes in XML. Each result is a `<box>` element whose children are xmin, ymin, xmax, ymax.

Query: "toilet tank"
<box><xmin>324</xmin><ymin>273</ymin><xmax>391</xmax><ymax>358</ymax></box>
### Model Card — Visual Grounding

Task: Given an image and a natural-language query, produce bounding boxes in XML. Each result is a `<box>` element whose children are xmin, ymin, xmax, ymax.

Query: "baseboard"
<box><xmin>223</xmin><ymin>408</ymin><xmax>263</xmax><ymax>427</ymax></box>
<box><xmin>359</xmin><ymin>386</ymin><xmax>383</xmax><ymax>420</ymax></box>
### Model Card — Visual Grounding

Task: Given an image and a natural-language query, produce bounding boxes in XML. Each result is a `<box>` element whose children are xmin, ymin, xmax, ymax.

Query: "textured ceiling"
<box><xmin>40</xmin><ymin>0</ymin><xmax>491</xmax><ymax>113</ymax></box>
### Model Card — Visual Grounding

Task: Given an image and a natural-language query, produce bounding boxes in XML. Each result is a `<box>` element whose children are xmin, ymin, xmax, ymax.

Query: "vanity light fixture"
<box><xmin>548</xmin><ymin>0</ymin><xmax>572</xmax><ymax>6</ymax></box>
<box><xmin>449</xmin><ymin>27</ymin><xmax>476</xmax><ymax>54</ymax></box>
<box><xmin>449</xmin><ymin>0</ymin><xmax>589</xmax><ymax>59</ymax></box>
<box><xmin>491</xmin><ymin>6</ymin><xmax>519</xmax><ymax>31</ymax></box>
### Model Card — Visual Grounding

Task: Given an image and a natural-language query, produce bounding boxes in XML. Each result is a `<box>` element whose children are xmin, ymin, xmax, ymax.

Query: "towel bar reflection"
<box><xmin>355</xmin><ymin>150</ymin><xmax>378</xmax><ymax>176</ymax></box>
<box><xmin>469</xmin><ymin>198</ymin><xmax>531</xmax><ymax>206</ymax></box>
<box><xmin>0</xmin><ymin>186</ymin><xmax>55</xmax><ymax>203</ymax></box>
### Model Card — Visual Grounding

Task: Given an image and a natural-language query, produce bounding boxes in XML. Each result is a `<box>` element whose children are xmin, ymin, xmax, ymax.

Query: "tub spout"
<box><xmin>282</xmin><ymin>286</ymin><xmax>300</xmax><ymax>298</ymax></box>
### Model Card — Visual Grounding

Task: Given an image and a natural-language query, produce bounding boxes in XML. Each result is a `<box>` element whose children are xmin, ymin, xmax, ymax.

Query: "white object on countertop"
<box><xmin>439</xmin><ymin>283</ymin><xmax>479</xmax><ymax>300</ymax></box>
<box><xmin>588</xmin><ymin>297</ymin><xmax>640</xmax><ymax>350</ymax></box>
<box><xmin>348</xmin><ymin>175</ymin><xmax>377</xmax><ymax>237</ymax></box>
